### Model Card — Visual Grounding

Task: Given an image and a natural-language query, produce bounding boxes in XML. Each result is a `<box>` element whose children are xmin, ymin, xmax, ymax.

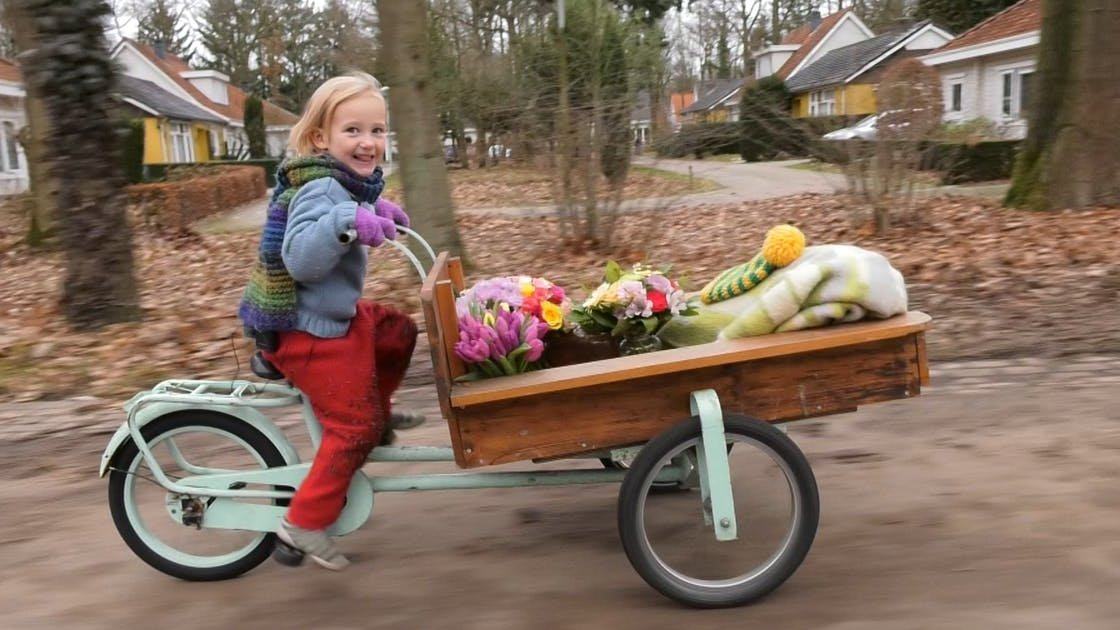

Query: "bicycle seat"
<box><xmin>250</xmin><ymin>351</ymin><xmax>285</xmax><ymax>380</ymax></box>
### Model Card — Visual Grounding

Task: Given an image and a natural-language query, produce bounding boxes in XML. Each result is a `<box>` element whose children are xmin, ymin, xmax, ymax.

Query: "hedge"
<box><xmin>143</xmin><ymin>158</ymin><xmax>281</xmax><ymax>187</ymax></box>
<box><xmin>126</xmin><ymin>165</ymin><xmax>266</xmax><ymax>232</ymax></box>
<box><xmin>924</xmin><ymin>140</ymin><xmax>1021</xmax><ymax>184</ymax></box>
<box><xmin>654</xmin><ymin>122</ymin><xmax>742</xmax><ymax>159</ymax></box>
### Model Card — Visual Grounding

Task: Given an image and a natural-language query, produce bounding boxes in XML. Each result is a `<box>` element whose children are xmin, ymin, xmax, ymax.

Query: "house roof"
<box><xmin>786</xmin><ymin>21</ymin><xmax>938</xmax><ymax>92</ymax></box>
<box><xmin>681</xmin><ymin>78</ymin><xmax>744</xmax><ymax>114</ymax></box>
<box><xmin>775</xmin><ymin>10</ymin><xmax>851</xmax><ymax>79</ymax></box>
<box><xmin>780</xmin><ymin>22</ymin><xmax>815</xmax><ymax>45</ymax></box>
<box><xmin>934</xmin><ymin>0</ymin><xmax>1040</xmax><ymax>53</ymax></box>
<box><xmin>116</xmin><ymin>75</ymin><xmax>227</xmax><ymax>124</ymax></box>
<box><xmin>120</xmin><ymin>38</ymin><xmax>299</xmax><ymax>127</ymax></box>
<box><xmin>0</xmin><ymin>59</ymin><xmax>21</xmax><ymax>83</ymax></box>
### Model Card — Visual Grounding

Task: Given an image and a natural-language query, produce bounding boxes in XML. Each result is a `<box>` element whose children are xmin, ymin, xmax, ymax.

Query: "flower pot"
<box><xmin>618</xmin><ymin>329</ymin><xmax>664</xmax><ymax>356</ymax></box>
<box><xmin>543</xmin><ymin>327</ymin><xmax>620</xmax><ymax>367</ymax></box>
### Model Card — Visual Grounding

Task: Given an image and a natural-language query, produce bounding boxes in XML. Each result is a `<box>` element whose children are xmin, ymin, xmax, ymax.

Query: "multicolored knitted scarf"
<box><xmin>238</xmin><ymin>155</ymin><xmax>384</xmax><ymax>332</ymax></box>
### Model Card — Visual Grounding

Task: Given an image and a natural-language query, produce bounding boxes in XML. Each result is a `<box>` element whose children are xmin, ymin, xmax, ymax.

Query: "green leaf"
<box><xmin>589</xmin><ymin>310</ymin><xmax>617</xmax><ymax>329</ymax></box>
<box><xmin>610</xmin><ymin>317</ymin><xmax>630</xmax><ymax>337</ymax></box>
<box><xmin>479</xmin><ymin>360</ymin><xmax>503</xmax><ymax>378</ymax></box>
<box><xmin>604</xmin><ymin>260</ymin><xmax>623</xmax><ymax>283</ymax></box>
<box><xmin>642</xmin><ymin>316</ymin><xmax>658</xmax><ymax>333</ymax></box>
<box><xmin>454</xmin><ymin>371</ymin><xmax>484</xmax><ymax>383</ymax></box>
<box><xmin>497</xmin><ymin>356</ymin><xmax>519</xmax><ymax>375</ymax></box>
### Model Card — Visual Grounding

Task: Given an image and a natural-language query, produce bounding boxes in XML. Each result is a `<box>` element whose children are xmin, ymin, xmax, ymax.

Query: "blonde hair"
<box><xmin>288</xmin><ymin>72</ymin><xmax>385</xmax><ymax>156</ymax></box>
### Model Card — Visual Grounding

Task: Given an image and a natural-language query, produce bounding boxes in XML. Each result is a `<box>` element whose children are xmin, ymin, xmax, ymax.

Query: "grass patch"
<box><xmin>788</xmin><ymin>160</ymin><xmax>843</xmax><ymax>174</ymax></box>
<box><xmin>631</xmin><ymin>165</ymin><xmax>721</xmax><ymax>193</ymax></box>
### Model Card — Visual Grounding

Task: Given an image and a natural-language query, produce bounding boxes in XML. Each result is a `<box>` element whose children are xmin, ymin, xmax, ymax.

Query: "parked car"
<box><xmin>822</xmin><ymin>114</ymin><xmax>880</xmax><ymax>141</ymax></box>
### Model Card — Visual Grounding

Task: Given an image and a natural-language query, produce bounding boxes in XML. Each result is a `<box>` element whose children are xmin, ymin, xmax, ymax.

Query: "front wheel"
<box><xmin>617</xmin><ymin>414</ymin><xmax>819</xmax><ymax>608</ymax></box>
<box><xmin>107</xmin><ymin>411</ymin><xmax>289</xmax><ymax>581</ymax></box>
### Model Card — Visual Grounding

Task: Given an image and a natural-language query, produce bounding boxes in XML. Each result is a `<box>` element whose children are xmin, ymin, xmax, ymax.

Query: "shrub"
<box><xmin>926</xmin><ymin>140</ymin><xmax>1021</xmax><ymax>184</ymax></box>
<box><xmin>117</xmin><ymin>119</ymin><xmax>145</xmax><ymax>184</ymax></box>
<box><xmin>126</xmin><ymin>166</ymin><xmax>266</xmax><ymax>232</ymax></box>
<box><xmin>653</xmin><ymin>122</ymin><xmax>741</xmax><ymax>159</ymax></box>
<box><xmin>142</xmin><ymin>158</ymin><xmax>281</xmax><ymax>187</ymax></box>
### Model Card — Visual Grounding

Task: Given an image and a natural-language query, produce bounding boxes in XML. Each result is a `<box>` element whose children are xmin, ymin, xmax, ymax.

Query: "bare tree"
<box><xmin>1006</xmin><ymin>0</ymin><xmax>1120</xmax><ymax>210</ymax></box>
<box><xmin>11</xmin><ymin>0</ymin><xmax>139</xmax><ymax>328</ymax></box>
<box><xmin>843</xmin><ymin>58</ymin><xmax>942</xmax><ymax>232</ymax></box>
<box><xmin>377</xmin><ymin>0</ymin><xmax>466</xmax><ymax>259</ymax></box>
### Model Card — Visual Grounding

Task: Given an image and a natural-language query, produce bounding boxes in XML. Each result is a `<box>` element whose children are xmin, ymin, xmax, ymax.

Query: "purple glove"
<box><xmin>374</xmin><ymin>197</ymin><xmax>410</xmax><ymax>228</ymax></box>
<box><xmin>354</xmin><ymin>204</ymin><xmax>398</xmax><ymax>246</ymax></box>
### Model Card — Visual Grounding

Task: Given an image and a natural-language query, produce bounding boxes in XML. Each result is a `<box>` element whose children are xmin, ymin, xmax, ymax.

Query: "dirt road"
<box><xmin>2</xmin><ymin>356</ymin><xmax>1118</xmax><ymax>629</ymax></box>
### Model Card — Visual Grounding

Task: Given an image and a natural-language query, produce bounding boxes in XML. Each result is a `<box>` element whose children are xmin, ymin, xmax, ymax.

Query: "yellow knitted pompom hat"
<box><xmin>700</xmin><ymin>224</ymin><xmax>806</xmax><ymax>304</ymax></box>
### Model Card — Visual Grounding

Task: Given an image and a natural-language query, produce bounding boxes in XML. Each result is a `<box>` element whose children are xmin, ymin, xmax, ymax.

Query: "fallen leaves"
<box><xmin>0</xmin><ymin>192</ymin><xmax>1117</xmax><ymax>407</ymax></box>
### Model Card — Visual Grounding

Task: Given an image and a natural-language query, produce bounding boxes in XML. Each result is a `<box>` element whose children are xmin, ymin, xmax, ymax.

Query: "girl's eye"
<box><xmin>346</xmin><ymin>127</ymin><xmax>359</xmax><ymax>133</ymax></box>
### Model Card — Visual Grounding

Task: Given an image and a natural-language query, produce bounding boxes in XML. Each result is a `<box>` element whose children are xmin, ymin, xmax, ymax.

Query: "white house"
<box><xmin>921</xmin><ymin>0</ymin><xmax>1041</xmax><ymax>139</ymax></box>
<box><xmin>0</xmin><ymin>59</ymin><xmax>28</xmax><ymax>195</ymax></box>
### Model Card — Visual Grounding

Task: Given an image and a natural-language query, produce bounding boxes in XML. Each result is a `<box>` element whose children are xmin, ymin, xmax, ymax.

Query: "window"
<box><xmin>169</xmin><ymin>122</ymin><xmax>195</xmax><ymax>163</ymax></box>
<box><xmin>950</xmin><ymin>83</ymin><xmax>963</xmax><ymax>112</ymax></box>
<box><xmin>1002</xmin><ymin>72</ymin><xmax>1013</xmax><ymax>116</ymax></box>
<box><xmin>1000</xmin><ymin>67</ymin><xmax>1035</xmax><ymax>120</ymax></box>
<box><xmin>0</xmin><ymin>121</ymin><xmax>18</xmax><ymax>172</ymax></box>
<box><xmin>809</xmin><ymin>89</ymin><xmax>835</xmax><ymax>117</ymax></box>
<box><xmin>1019</xmin><ymin>72</ymin><xmax>1034</xmax><ymax>118</ymax></box>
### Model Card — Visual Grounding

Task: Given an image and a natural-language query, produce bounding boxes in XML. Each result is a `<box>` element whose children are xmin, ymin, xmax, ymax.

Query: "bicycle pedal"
<box><xmin>272</xmin><ymin>540</ymin><xmax>306</xmax><ymax>567</ymax></box>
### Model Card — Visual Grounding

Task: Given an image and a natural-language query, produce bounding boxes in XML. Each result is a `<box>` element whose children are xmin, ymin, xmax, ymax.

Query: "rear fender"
<box><xmin>98</xmin><ymin>402</ymin><xmax>300</xmax><ymax>477</ymax></box>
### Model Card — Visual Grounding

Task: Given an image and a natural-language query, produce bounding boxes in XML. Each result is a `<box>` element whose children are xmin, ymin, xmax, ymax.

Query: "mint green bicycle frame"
<box><xmin>97</xmin><ymin>228</ymin><xmax>737</xmax><ymax>541</ymax></box>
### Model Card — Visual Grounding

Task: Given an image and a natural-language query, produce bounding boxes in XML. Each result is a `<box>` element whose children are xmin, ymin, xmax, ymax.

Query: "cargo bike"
<box><xmin>100</xmin><ymin>229</ymin><xmax>931</xmax><ymax>608</ymax></box>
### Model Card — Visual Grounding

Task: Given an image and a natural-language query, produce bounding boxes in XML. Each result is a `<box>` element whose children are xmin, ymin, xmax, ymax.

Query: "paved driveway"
<box><xmin>636</xmin><ymin>157</ymin><xmax>848</xmax><ymax>204</ymax></box>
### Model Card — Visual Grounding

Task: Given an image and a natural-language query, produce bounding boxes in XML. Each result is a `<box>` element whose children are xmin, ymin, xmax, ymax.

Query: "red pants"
<box><xmin>264</xmin><ymin>300</ymin><xmax>417</xmax><ymax>530</ymax></box>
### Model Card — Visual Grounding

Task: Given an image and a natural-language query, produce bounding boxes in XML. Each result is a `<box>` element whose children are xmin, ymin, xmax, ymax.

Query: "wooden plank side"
<box><xmin>451</xmin><ymin>311</ymin><xmax>932</xmax><ymax>407</ymax></box>
<box><xmin>915</xmin><ymin>333</ymin><xmax>930</xmax><ymax>386</ymax></box>
<box><xmin>418</xmin><ymin>253</ymin><xmax>469</xmax><ymax>466</ymax></box>
<box><xmin>436</xmin><ymin>279</ymin><xmax>467</xmax><ymax>380</ymax></box>
<box><xmin>447</xmin><ymin>257</ymin><xmax>466</xmax><ymax>292</ymax></box>
<box><xmin>453</xmin><ymin>334</ymin><xmax>920</xmax><ymax>467</ymax></box>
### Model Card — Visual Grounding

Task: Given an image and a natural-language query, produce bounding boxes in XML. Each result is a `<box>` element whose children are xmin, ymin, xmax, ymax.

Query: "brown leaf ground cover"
<box><xmin>381</xmin><ymin>162</ymin><xmax>720</xmax><ymax>208</ymax></box>
<box><xmin>1</xmin><ymin>193</ymin><xmax>1117</xmax><ymax>404</ymax></box>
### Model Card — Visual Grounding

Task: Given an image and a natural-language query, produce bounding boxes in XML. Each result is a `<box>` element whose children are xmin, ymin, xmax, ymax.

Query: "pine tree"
<box><xmin>134</xmin><ymin>0</ymin><xmax>194</xmax><ymax>63</ymax></box>
<box><xmin>912</xmin><ymin>0</ymin><xmax>1019</xmax><ymax>34</ymax></box>
<box><xmin>600</xmin><ymin>11</ymin><xmax>631</xmax><ymax>188</ymax></box>
<box><xmin>244</xmin><ymin>95</ymin><xmax>266</xmax><ymax>158</ymax></box>
<box><xmin>197</xmin><ymin>0</ymin><xmax>261</xmax><ymax>91</ymax></box>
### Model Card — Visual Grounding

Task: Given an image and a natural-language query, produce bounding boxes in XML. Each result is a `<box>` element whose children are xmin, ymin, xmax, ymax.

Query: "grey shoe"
<box><xmin>275</xmin><ymin>519</ymin><xmax>350</xmax><ymax>571</ymax></box>
<box><xmin>380</xmin><ymin>411</ymin><xmax>427</xmax><ymax>446</ymax></box>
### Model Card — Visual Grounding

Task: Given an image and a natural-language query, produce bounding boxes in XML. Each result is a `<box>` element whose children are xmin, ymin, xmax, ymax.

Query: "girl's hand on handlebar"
<box><xmin>354</xmin><ymin>204</ymin><xmax>398</xmax><ymax>246</ymax></box>
<box><xmin>374</xmin><ymin>197</ymin><xmax>410</xmax><ymax>228</ymax></box>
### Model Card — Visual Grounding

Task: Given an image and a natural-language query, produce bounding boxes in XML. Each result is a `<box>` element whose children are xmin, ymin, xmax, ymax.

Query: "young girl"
<box><xmin>238</xmin><ymin>73</ymin><xmax>419</xmax><ymax>570</ymax></box>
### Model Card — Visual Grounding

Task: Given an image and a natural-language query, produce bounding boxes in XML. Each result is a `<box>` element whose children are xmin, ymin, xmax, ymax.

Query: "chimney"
<box><xmin>808</xmin><ymin>10</ymin><xmax>822</xmax><ymax>30</ymax></box>
<box><xmin>153</xmin><ymin>41</ymin><xmax>167</xmax><ymax>59</ymax></box>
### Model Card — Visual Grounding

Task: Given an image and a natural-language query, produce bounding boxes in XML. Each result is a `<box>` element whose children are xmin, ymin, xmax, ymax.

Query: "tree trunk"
<box><xmin>5</xmin><ymin>0</ymin><xmax>55</xmax><ymax>246</ymax></box>
<box><xmin>378</xmin><ymin>0</ymin><xmax>466</xmax><ymax>260</ymax></box>
<box><xmin>13</xmin><ymin>0</ymin><xmax>139</xmax><ymax>329</ymax></box>
<box><xmin>1006</xmin><ymin>0</ymin><xmax>1120</xmax><ymax>209</ymax></box>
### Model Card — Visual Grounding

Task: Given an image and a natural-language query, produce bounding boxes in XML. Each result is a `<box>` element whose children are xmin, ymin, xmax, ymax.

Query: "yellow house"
<box><xmin>786</xmin><ymin>21</ymin><xmax>953</xmax><ymax>119</ymax></box>
<box><xmin>118</xmin><ymin>75</ymin><xmax>228</xmax><ymax>164</ymax></box>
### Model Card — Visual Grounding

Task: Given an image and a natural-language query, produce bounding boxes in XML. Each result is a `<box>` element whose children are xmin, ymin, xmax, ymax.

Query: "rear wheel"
<box><xmin>618</xmin><ymin>414</ymin><xmax>819</xmax><ymax>608</ymax></box>
<box><xmin>107</xmin><ymin>411</ymin><xmax>288</xmax><ymax>581</ymax></box>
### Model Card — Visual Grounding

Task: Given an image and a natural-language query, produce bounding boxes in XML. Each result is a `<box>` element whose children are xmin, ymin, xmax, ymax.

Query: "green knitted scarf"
<box><xmin>238</xmin><ymin>155</ymin><xmax>384</xmax><ymax>331</ymax></box>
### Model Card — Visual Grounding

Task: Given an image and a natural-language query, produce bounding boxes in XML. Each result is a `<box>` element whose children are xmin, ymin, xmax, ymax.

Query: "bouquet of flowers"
<box><xmin>569</xmin><ymin>261</ymin><xmax>697</xmax><ymax>340</ymax></box>
<box><xmin>453</xmin><ymin>276</ymin><xmax>570</xmax><ymax>378</ymax></box>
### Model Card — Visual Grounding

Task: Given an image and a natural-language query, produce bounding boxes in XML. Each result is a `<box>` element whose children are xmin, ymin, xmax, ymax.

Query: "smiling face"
<box><xmin>311</xmin><ymin>92</ymin><xmax>387</xmax><ymax>177</ymax></box>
